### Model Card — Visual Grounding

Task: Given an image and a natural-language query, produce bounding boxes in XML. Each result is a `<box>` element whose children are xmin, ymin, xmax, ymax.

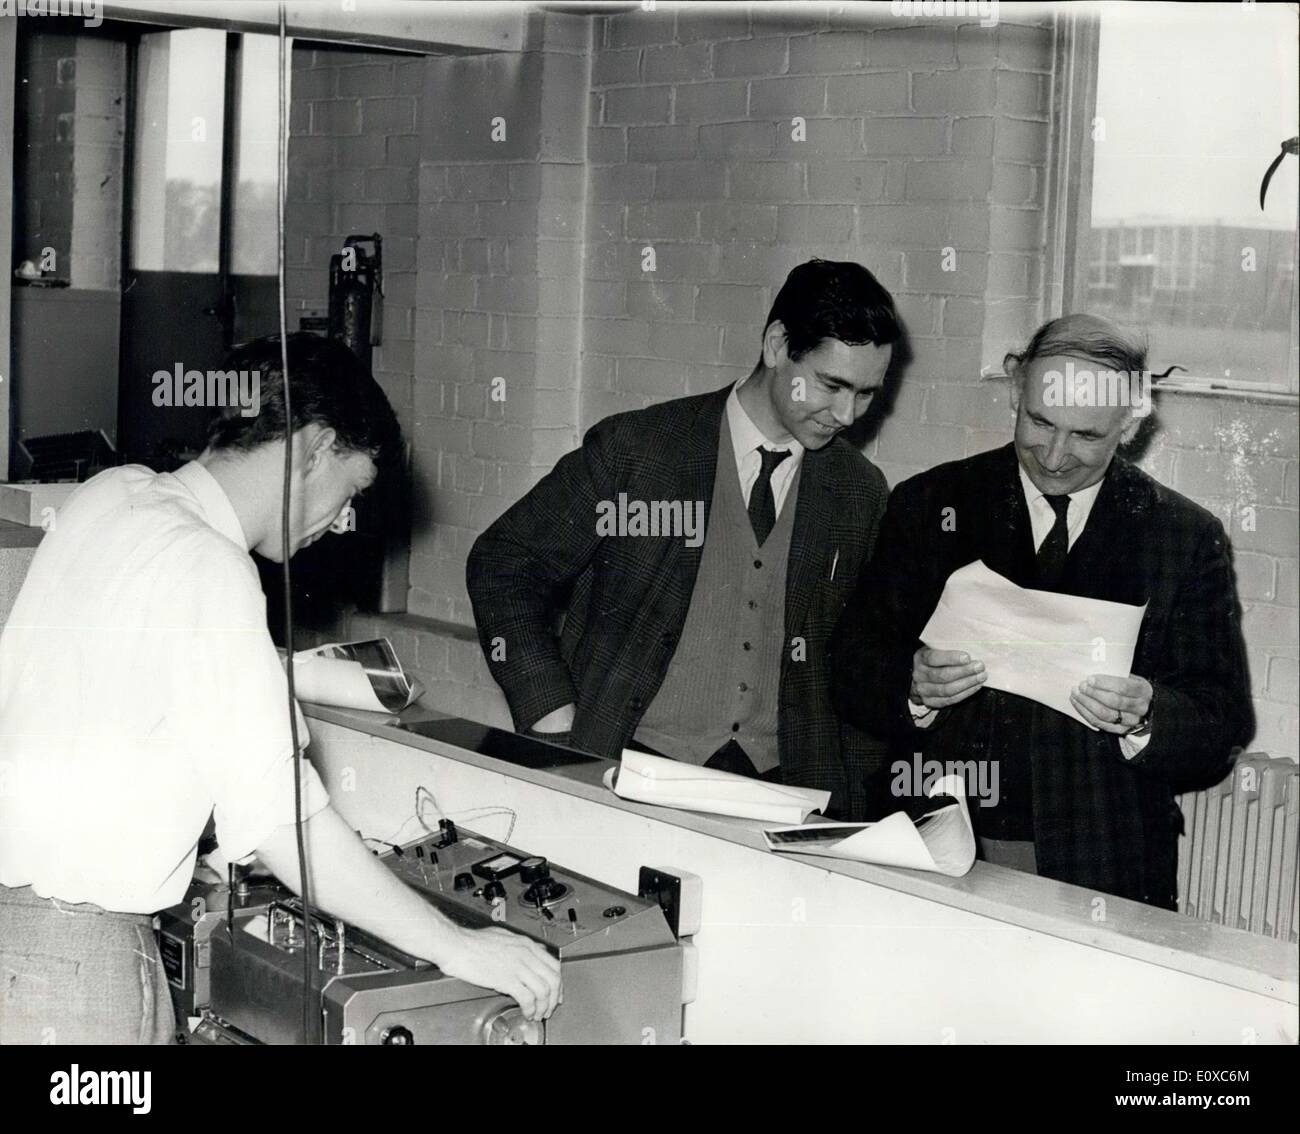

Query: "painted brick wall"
<box><xmin>283</xmin><ymin>17</ymin><xmax>591</xmax><ymax>726</ymax></box>
<box><xmin>398</xmin><ymin>12</ymin><xmax>590</xmax><ymax>721</ymax></box>
<box><xmin>1138</xmin><ymin>395</ymin><xmax>1299</xmax><ymax>758</ymax></box>
<box><xmin>410</xmin><ymin>12</ymin><xmax>589</xmax><ymax>631</ymax></box>
<box><xmin>285</xmin><ymin>45</ymin><xmax>422</xmax><ymax>453</ymax></box>
<box><xmin>68</xmin><ymin>34</ymin><xmax>125</xmax><ymax>290</ymax></box>
<box><xmin>12</xmin><ymin>26</ymin><xmax>126</xmax><ymax>290</ymax></box>
<box><xmin>582</xmin><ymin>6</ymin><xmax>1053</xmax><ymax>488</ymax></box>
<box><xmin>13</xmin><ymin>29</ymin><xmax>75</xmax><ymax>278</ymax></box>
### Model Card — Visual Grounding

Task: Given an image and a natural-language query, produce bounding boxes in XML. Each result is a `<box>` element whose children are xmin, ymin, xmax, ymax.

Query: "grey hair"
<box><xmin>1003</xmin><ymin>313</ymin><xmax>1148</xmax><ymax>382</ymax></box>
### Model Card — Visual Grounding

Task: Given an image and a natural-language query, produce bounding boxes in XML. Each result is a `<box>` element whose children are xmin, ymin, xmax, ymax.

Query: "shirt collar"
<box><xmin>172</xmin><ymin>461</ymin><xmax>251</xmax><ymax>552</ymax></box>
<box><xmin>726</xmin><ymin>376</ymin><xmax>805</xmax><ymax>467</ymax></box>
<box><xmin>1016</xmin><ymin>459</ymin><xmax>1105</xmax><ymax>523</ymax></box>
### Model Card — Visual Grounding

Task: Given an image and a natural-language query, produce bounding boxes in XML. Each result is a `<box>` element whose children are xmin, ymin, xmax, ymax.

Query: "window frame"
<box><xmin>1045</xmin><ymin>8</ymin><xmax>1300</xmax><ymax>399</ymax></box>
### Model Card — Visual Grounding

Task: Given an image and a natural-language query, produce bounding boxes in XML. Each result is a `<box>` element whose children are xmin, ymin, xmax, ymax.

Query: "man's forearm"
<box><xmin>257</xmin><ymin>803</ymin><xmax>564</xmax><ymax>1021</ymax></box>
<box><xmin>465</xmin><ymin>430</ymin><xmax>615</xmax><ymax>728</ymax></box>
<box><xmin>1120</xmin><ymin>681</ymin><xmax>1241</xmax><ymax>783</ymax></box>
<box><xmin>490</xmin><ymin>640</ymin><xmax>579</xmax><ymax>733</ymax></box>
<box><xmin>255</xmin><ymin>804</ymin><xmax>459</xmax><ymax>963</ymax></box>
<box><xmin>467</xmin><ymin>558</ymin><xmax>580</xmax><ymax>729</ymax></box>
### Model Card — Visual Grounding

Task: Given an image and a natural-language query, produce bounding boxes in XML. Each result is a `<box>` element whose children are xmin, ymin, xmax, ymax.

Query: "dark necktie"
<box><xmin>748</xmin><ymin>448</ymin><xmax>791</xmax><ymax>547</ymax></box>
<box><xmin>1036</xmin><ymin>494</ymin><xmax>1072</xmax><ymax>587</ymax></box>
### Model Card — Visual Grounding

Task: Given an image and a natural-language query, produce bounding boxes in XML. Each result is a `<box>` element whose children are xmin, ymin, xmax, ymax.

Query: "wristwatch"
<box><xmin>1126</xmin><ymin>705</ymin><xmax>1153</xmax><ymax>738</ymax></box>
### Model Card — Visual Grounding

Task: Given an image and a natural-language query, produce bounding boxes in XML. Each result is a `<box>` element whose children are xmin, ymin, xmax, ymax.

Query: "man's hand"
<box><xmin>530</xmin><ymin>704</ymin><xmax>576</xmax><ymax>734</ymax></box>
<box><xmin>437</xmin><ymin>924</ymin><xmax>562</xmax><ymax>1021</ymax></box>
<box><xmin>910</xmin><ymin>647</ymin><xmax>986</xmax><ymax>709</ymax></box>
<box><xmin>256</xmin><ymin>807</ymin><xmax>562</xmax><ymax>1023</ymax></box>
<box><xmin>1071</xmin><ymin>674</ymin><xmax>1153</xmax><ymax>734</ymax></box>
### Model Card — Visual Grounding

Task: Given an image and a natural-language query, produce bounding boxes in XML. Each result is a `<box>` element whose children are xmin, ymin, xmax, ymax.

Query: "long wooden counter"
<box><xmin>306</xmin><ymin>702</ymin><xmax>1295</xmax><ymax>1043</ymax></box>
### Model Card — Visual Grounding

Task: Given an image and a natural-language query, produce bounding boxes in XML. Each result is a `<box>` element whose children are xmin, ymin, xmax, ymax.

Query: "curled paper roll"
<box><xmin>605</xmin><ymin>750</ymin><xmax>830</xmax><ymax>824</ymax></box>
<box><xmin>289</xmin><ymin>638</ymin><xmax>423</xmax><ymax>714</ymax></box>
<box><xmin>762</xmin><ymin>774</ymin><xmax>977</xmax><ymax>877</ymax></box>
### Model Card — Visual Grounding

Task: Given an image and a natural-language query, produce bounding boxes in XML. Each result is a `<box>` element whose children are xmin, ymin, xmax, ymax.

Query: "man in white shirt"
<box><xmin>0</xmin><ymin>334</ymin><xmax>559</xmax><ymax>1043</ymax></box>
<box><xmin>468</xmin><ymin>260</ymin><xmax>899</xmax><ymax>819</ymax></box>
<box><xmin>831</xmin><ymin>315</ymin><xmax>1253</xmax><ymax>907</ymax></box>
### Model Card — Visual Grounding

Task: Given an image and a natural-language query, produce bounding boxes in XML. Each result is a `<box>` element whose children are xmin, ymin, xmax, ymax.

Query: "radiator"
<box><xmin>1177</xmin><ymin>753</ymin><xmax>1299</xmax><ymax>941</ymax></box>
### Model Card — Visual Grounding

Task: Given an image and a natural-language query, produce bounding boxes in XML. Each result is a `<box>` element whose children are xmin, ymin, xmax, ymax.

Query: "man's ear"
<box><xmin>762</xmin><ymin>321</ymin><xmax>788</xmax><ymax>369</ymax></box>
<box><xmin>302</xmin><ymin>425</ymin><xmax>338</xmax><ymax>473</ymax></box>
<box><xmin>1004</xmin><ymin>354</ymin><xmax>1022</xmax><ymax>411</ymax></box>
<box><xmin>1118</xmin><ymin>410</ymin><xmax>1142</xmax><ymax>446</ymax></box>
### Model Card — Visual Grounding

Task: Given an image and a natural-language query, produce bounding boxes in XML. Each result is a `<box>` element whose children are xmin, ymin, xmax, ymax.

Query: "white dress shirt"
<box><xmin>1017</xmin><ymin>463</ymin><xmax>1103</xmax><ymax>552</ymax></box>
<box><xmin>727</xmin><ymin>378</ymin><xmax>804</xmax><ymax>516</ymax></box>
<box><xmin>0</xmin><ymin>461</ymin><xmax>328</xmax><ymax>913</ymax></box>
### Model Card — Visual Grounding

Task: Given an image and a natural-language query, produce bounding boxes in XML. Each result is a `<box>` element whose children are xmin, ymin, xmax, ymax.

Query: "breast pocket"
<box><xmin>811</xmin><ymin>577</ymin><xmax>854</xmax><ymax>629</ymax></box>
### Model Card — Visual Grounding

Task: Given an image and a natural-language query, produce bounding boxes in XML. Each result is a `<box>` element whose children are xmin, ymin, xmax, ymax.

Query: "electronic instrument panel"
<box><xmin>157</xmin><ymin>823</ymin><xmax>684</xmax><ymax>1045</ymax></box>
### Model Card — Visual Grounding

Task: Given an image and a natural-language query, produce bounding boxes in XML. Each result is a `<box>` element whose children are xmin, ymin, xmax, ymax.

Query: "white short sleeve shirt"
<box><xmin>0</xmin><ymin>461</ymin><xmax>329</xmax><ymax>913</ymax></box>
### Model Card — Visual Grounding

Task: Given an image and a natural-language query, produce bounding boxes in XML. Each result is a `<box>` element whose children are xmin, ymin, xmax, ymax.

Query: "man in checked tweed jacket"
<box><xmin>830</xmin><ymin>315</ymin><xmax>1253</xmax><ymax>908</ymax></box>
<box><xmin>468</xmin><ymin>260</ymin><xmax>900</xmax><ymax>819</ymax></box>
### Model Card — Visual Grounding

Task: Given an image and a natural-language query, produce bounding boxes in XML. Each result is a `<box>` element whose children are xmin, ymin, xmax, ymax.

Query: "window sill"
<box><xmin>981</xmin><ymin>371</ymin><xmax>1298</xmax><ymax>406</ymax></box>
<box><xmin>1150</xmin><ymin>380</ymin><xmax>1299</xmax><ymax>407</ymax></box>
<box><xmin>348</xmin><ymin>607</ymin><xmax>479</xmax><ymax>643</ymax></box>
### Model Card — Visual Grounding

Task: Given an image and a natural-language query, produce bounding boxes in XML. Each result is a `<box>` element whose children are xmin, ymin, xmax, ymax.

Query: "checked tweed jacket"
<box><xmin>467</xmin><ymin>385</ymin><xmax>890</xmax><ymax>819</ymax></box>
<box><xmin>830</xmin><ymin>443</ymin><xmax>1254</xmax><ymax>908</ymax></box>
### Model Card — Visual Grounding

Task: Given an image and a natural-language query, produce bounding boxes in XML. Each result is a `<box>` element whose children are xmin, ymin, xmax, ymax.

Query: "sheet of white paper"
<box><xmin>604</xmin><ymin>749</ymin><xmax>830</xmax><ymax>824</ymax></box>
<box><xmin>920</xmin><ymin>560</ymin><xmax>1146</xmax><ymax>728</ymax></box>
<box><xmin>288</xmin><ymin>640</ymin><xmax>422</xmax><ymax>713</ymax></box>
<box><xmin>765</xmin><ymin>774</ymin><xmax>976</xmax><ymax>877</ymax></box>
<box><xmin>289</xmin><ymin>653</ymin><xmax>389</xmax><ymax>712</ymax></box>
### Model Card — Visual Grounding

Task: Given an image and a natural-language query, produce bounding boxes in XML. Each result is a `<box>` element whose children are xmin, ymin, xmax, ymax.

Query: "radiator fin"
<box><xmin>1177</xmin><ymin>753</ymin><xmax>1299</xmax><ymax>942</ymax></box>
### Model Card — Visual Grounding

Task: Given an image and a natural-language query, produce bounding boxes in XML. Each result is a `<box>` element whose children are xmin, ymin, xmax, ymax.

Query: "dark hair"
<box><xmin>205</xmin><ymin>333</ymin><xmax>403</xmax><ymax>469</ymax></box>
<box><xmin>759</xmin><ymin>258</ymin><xmax>901</xmax><ymax>366</ymax></box>
<box><xmin>1004</xmin><ymin>313</ymin><xmax>1148</xmax><ymax>380</ymax></box>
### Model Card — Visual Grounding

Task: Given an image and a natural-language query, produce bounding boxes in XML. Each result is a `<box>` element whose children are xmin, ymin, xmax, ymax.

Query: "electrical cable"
<box><xmin>274</xmin><ymin>2</ymin><xmax>314</xmax><ymax>1045</ymax></box>
<box><xmin>413</xmin><ymin>785</ymin><xmax>518</xmax><ymax>844</ymax></box>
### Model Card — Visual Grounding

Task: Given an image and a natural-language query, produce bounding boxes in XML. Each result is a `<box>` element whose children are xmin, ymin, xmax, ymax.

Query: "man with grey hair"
<box><xmin>830</xmin><ymin>314</ymin><xmax>1252</xmax><ymax>909</ymax></box>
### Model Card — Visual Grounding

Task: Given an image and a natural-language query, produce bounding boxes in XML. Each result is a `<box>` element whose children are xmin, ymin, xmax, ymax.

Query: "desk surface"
<box><xmin>304</xmin><ymin>701</ymin><xmax>1298</xmax><ymax>1006</ymax></box>
<box><xmin>0</xmin><ymin>520</ymin><xmax>43</xmax><ymax>548</ymax></box>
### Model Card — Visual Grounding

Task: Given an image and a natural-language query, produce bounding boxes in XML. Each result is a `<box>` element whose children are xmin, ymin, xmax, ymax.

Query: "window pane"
<box><xmin>230</xmin><ymin>34</ymin><xmax>284</xmax><ymax>277</ymax></box>
<box><xmin>130</xmin><ymin>28</ymin><xmax>226</xmax><ymax>273</ymax></box>
<box><xmin>1085</xmin><ymin>3</ymin><xmax>1298</xmax><ymax>388</ymax></box>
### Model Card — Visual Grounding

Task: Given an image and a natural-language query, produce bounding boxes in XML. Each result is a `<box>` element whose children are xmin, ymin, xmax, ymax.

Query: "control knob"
<box><xmin>453</xmin><ymin>872</ymin><xmax>476</xmax><ymax>892</ymax></box>
<box><xmin>521</xmin><ymin>857</ymin><xmax>567</xmax><ymax>906</ymax></box>
<box><xmin>519</xmin><ymin>857</ymin><xmax>549</xmax><ymax>884</ymax></box>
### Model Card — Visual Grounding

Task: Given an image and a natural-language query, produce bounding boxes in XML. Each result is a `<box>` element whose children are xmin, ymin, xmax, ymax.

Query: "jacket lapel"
<box><xmin>1059</xmin><ymin>457</ymin><xmax>1153</xmax><ymax>605</ymax></box>
<box><xmin>983</xmin><ymin>444</ymin><xmax>1039</xmax><ymax>587</ymax></box>
<box><xmin>783</xmin><ymin>444</ymin><xmax>833</xmax><ymax>652</ymax></box>
<box><xmin>666</xmin><ymin>388</ymin><xmax>729</xmax><ymax>613</ymax></box>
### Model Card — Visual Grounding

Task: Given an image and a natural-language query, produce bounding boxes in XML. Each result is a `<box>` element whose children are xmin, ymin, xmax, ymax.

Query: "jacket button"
<box><xmin>629</xmin><ymin>697</ymin><xmax>643</xmax><ymax>711</ymax></box>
